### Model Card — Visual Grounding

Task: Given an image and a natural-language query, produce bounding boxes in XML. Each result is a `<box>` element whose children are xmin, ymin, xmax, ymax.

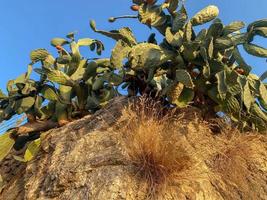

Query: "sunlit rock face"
<box><xmin>0</xmin><ymin>96</ymin><xmax>267</xmax><ymax>200</ymax></box>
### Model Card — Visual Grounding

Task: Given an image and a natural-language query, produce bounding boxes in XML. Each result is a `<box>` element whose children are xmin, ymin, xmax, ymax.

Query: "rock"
<box><xmin>0</xmin><ymin>96</ymin><xmax>267</xmax><ymax>200</ymax></box>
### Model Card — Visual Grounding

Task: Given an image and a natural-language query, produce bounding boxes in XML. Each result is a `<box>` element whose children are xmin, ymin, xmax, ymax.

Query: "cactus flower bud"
<box><xmin>108</xmin><ymin>17</ymin><xmax>116</xmax><ymax>23</ymax></box>
<box><xmin>146</xmin><ymin>18</ymin><xmax>152</xmax><ymax>25</ymax></box>
<box><xmin>235</xmin><ymin>68</ymin><xmax>245</xmax><ymax>75</ymax></box>
<box><xmin>130</xmin><ymin>5</ymin><xmax>140</xmax><ymax>11</ymax></box>
<box><xmin>56</xmin><ymin>45</ymin><xmax>63</xmax><ymax>51</ymax></box>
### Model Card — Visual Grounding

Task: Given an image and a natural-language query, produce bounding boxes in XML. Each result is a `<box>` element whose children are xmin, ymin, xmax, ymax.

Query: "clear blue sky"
<box><xmin>0</xmin><ymin>0</ymin><xmax>266</xmax><ymax>91</ymax></box>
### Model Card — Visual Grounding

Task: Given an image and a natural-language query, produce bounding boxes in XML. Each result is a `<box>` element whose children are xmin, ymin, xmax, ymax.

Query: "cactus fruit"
<box><xmin>131</xmin><ymin>5</ymin><xmax>140</xmax><ymax>11</ymax></box>
<box><xmin>146</xmin><ymin>0</ymin><xmax>156</xmax><ymax>5</ymax></box>
<box><xmin>56</xmin><ymin>45</ymin><xmax>63</xmax><ymax>51</ymax></box>
<box><xmin>108</xmin><ymin>17</ymin><xmax>116</xmax><ymax>23</ymax></box>
<box><xmin>191</xmin><ymin>5</ymin><xmax>219</xmax><ymax>26</ymax></box>
<box><xmin>235</xmin><ymin>68</ymin><xmax>245</xmax><ymax>75</ymax></box>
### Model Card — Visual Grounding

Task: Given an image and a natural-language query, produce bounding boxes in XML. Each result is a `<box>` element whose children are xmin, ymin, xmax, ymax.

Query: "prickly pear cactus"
<box><xmin>191</xmin><ymin>5</ymin><xmax>219</xmax><ymax>26</ymax></box>
<box><xmin>0</xmin><ymin>0</ymin><xmax>267</xmax><ymax>164</ymax></box>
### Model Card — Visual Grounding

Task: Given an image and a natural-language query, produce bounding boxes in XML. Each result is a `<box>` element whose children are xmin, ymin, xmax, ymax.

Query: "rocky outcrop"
<box><xmin>0</xmin><ymin>96</ymin><xmax>267</xmax><ymax>200</ymax></box>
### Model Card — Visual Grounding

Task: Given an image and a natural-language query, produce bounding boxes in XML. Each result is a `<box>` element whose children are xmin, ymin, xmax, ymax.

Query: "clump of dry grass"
<box><xmin>119</xmin><ymin>97</ymin><xmax>194</xmax><ymax>198</ymax></box>
<box><xmin>117</xmin><ymin>96</ymin><xmax>267</xmax><ymax>199</ymax></box>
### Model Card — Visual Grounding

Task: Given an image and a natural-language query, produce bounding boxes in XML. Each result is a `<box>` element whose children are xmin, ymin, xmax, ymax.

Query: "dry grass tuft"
<box><xmin>119</xmin><ymin>97</ymin><xmax>195</xmax><ymax>198</ymax></box>
<box><xmin>117</xmin><ymin>96</ymin><xmax>267</xmax><ymax>199</ymax></box>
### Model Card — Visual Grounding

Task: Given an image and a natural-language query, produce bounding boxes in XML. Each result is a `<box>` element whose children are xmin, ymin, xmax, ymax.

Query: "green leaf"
<box><xmin>216</xmin><ymin>71</ymin><xmax>227</xmax><ymax>99</ymax></box>
<box><xmin>195</xmin><ymin>29</ymin><xmax>207</xmax><ymax>42</ymax></box>
<box><xmin>77</xmin><ymin>38</ymin><xmax>104</xmax><ymax>55</ymax></box>
<box><xmin>41</xmin><ymin>85</ymin><xmax>58</xmax><ymax>101</ymax></box>
<box><xmin>66</xmin><ymin>31</ymin><xmax>77</xmax><ymax>40</ymax></box>
<box><xmin>223</xmin><ymin>21</ymin><xmax>245</xmax><ymax>35</ymax></box>
<box><xmin>231</xmin><ymin>33</ymin><xmax>247</xmax><ymax>46</ymax></box>
<box><xmin>13</xmin><ymin>155</ymin><xmax>26</xmax><ymax>162</ymax></box>
<box><xmin>253</xmin><ymin>27</ymin><xmax>267</xmax><ymax>38</ymax></box>
<box><xmin>83</xmin><ymin>61</ymin><xmax>97</xmax><ymax>81</ymax></box>
<box><xmin>167</xmin><ymin>82</ymin><xmax>184</xmax><ymax>105</ymax></box>
<box><xmin>147</xmin><ymin>33</ymin><xmax>157</xmax><ymax>44</ymax></box>
<box><xmin>77</xmin><ymin>38</ymin><xmax>95</xmax><ymax>46</ymax></box>
<box><xmin>92</xmin><ymin>77</ymin><xmax>104</xmax><ymax>91</ymax></box>
<box><xmin>200</xmin><ymin>46</ymin><xmax>208</xmax><ymax>63</ymax></box>
<box><xmin>86</xmin><ymin>95</ymin><xmax>99</xmax><ymax>110</ymax></box>
<box><xmin>223</xmin><ymin>96</ymin><xmax>240</xmax><ymax>114</ymax></box>
<box><xmin>175</xmin><ymin>88</ymin><xmax>195</xmax><ymax>108</ymax></box>
<box><xmin>118</xmin><ymin>27</ymin><xmax>137</xmax><ymax>46</ymax></box>
<box><xmin>42</xmin><ymin>67</ymin><xmax>75</xmax><ymax>86</ymax></box>
<box><xmin>57</xmin><ymin>55</ymin><xmax>72</xmax><ymax>64</ymax></box>
<box><xmin>128</xmin><ymin>43</ymin><xmax>174</xmax><ymax>70</ymax></box>
<box><xmin>0</xmin><ymin>89</ymin><xmax>7</xmax><ymax>99</ymax></box>
<box><xmin>203</xmin><ymin>65</ymin><xmax>210</xmax><ymax>78</ymax></box>
<box><xmin>176</xmin><ymin>70</ymin><xmax>194</xmax><ymax>88</ymax></box>
<box><xmin>172</xmin><ymin>5</ymin><xmax>188</xmax><ymax>32</ymax></box>
<box><xmin>208</xmin><ymin>86</ymin><xmax>221</xmax><ymax>104</ymax></box>
<box><xmin>111</xmin><ymin>40</ymin><xmax>131</xmax><ymax>68</ymax></box>
<box><xmin>259</xmin><ymin>83</ymin><xmax>267</xmax><ymax>106</ymax></box>
<box><xmin>21</xmin><ymin>82</ymin><xmax>36</xmax><ymax>95</ymax></box>
<box><xmin>30</xmin><ymin>49</ymin><xmax>49</xmax><ymax>63</ymax></box>
<box><xmin>182</xmin><ymin>42</ymin><xmax>200</xmax><ymax>61</ymax></box>
<box><xmin>251</xmin><ymin>103</ymin><xmax>267</xmax><ymax>122</ymax></box>
<box><xmin>138</xmin><ymin>3</ymin><xmax>168</xmax><ymax>27</ymax></box>
<box><xmin>243</xmin><ymin>43</ymin><xmax>267</xmax><ymax>58</ymax></box>
<box><xmin>184</xmin><ymin>22</ymin><xmax>192</xmax><ymax>42</ymax></box>
<box><xmin>99</xmin><ymin>88</ymin><xmax>117</xmax><ymax>104</ymax></box>
<box><xmin>247</xmin><ymin>19</ymin><xmax>267</xmax><ymax>32</ymax></box>
<box><xmin>191</xmin><ymin>5</ymin><xmax>219</xmax><ymax>26</ymax></box>
<box><xmin>0</xmin><ymin>132</ymin><xmax>15</xmax><ymax>161</ymax></box>
<box><xmin>243</xmin><ymin>81</ymin><xmax>254</xmax><ymax>111</ymax></box>
<box><xmin>96</xmin><ymin>59</ymin><xmax>110</xmax><ymax>68</ymax></box>
<box><xmin>165</xmin><ymin>27</ymin><xmax>183</xmax><ymax>48</ymax></box>
<box><xmin>40</xmin><ymin>102</ymin><xmax>56</xmax><ymax>119</ymax></box>
<box><xmin>51</xmin><ymin>38</ymin><xmax>69</xmax><ymax>47</ymax></box>
<box><xmin>168</xmin><ymin>0</ymin><xmax>179</xmax><ymax>13</ymax></box>
<box><xmin>70</xmin><ymin>59</ymin><xmax>87</xmax><ymax>81</ymax></box>
<box><xmin>133</xmin><ymin>0</ymin><xmax>143</xmax><ymax>5</ymax></box>
<box><xmin>14</xmin><ymin>97</ymin><xmax>35</xmax><ymax>114</ymax></box>
<box><xmin>26</xmin><ymin>64</ymin><xmax>33</xmax><ymax>80</ymax></box>
<box><xmin>207</xmin><ymin>19</ymin><xmax>224</xmax><ymax>38</ymax></box>
<box><xmin>96</xmin><ymin>41</ymin><xmax>104</xmax><ymax>55</ymax></box>
<box><xmin>44</xmin><ymin>55</ymin><xmax>55</xmax><ymax>67</ymax></box>
<box><xmin>90</xmin><ymin>20</ymin><xmax>97</xmax><ymax>31</ymax></box>
<box><xmin>207</xmin><ymin>37</ymin><xmax>214</xmax><ymax>59</ymax></box>
<box><xmin>70</xmin><ymin>41</ymin><xmax>81</xmax><ymax>62</ymax></box>
<box><xmin>90</xmin><ymin>20</ymin><xmax>137</xmax><ymax>46</ymax></box>
<box><xmin>259</xmin><ymin>97</ymin><xmax>267</xmax><ymax>111</ymax></box>
<box><xmin>24</xmin><ymin>138</ymin><xmax>41</xmax><ymax>162</ymax></box>
<box><xmin>260</xmin><ymin>71</ymin><xmax>267</xmax><ymax>81</ymax></box>
<box><xmin>232</xmin><ymin>47</ymin><xmax>251</xmax><ymax>73</ymax></box>
<box><xmin>215</xmin><ymin>37</ymin><xmax>233</xmax><ymax>50</ymax></box>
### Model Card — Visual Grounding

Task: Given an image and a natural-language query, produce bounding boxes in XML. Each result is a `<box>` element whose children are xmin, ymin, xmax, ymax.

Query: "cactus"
<box><xmin>191</xmin><ymin>5</ymin><xmax>219</xmax><ymax>26</ymax></box>
<box><xmin>0</xmin><ymin>0</ymin><xmax>267</xmax><ymax>163</ymax></box>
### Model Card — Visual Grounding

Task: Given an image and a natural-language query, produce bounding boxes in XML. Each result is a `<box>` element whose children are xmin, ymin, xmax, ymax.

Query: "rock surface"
<box><xmin>0</xmin><ymin>96</ymin><xmax>267</xmax><ymax>200</ymax></box>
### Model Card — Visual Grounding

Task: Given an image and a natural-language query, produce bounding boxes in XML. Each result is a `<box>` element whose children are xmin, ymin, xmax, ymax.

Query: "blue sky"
<box><xmin>0</xmin><ymin>0</ymin><xmax>266</xmax><ymax>91</ymax></box>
